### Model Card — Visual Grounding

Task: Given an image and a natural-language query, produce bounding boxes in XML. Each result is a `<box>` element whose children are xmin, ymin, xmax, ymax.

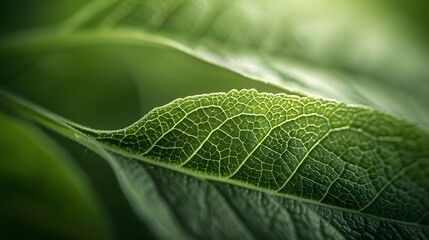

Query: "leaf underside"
<box><xmin>78</xmin><ymin>89</ymin><xmax>429</xmax><ymax>227</ymax></box>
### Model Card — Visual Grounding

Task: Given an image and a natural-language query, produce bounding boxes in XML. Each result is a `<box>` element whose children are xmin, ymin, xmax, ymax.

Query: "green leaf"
<box><xmin>0</xmin><ymin>112</ymin><xmax>112</xmax><ymax>240</ymax></box>
<box><xmin>78</xmin><ymin>89</ymin><xmax>429</xmax><ymax>226</ymax></box>
<box><xmin>110</xmin><ymin>154</ymin><xmax>429</xmax><ymax>239</ymax></box>
<box><xmin>2</xmin><ymin>89</ymin><xmax>428</xmax><ymax>239</ymax></box>
<box><xmin>1</xmin><ymin>0</ymin><xmax>428</xmax><ymax>129</ymax></box>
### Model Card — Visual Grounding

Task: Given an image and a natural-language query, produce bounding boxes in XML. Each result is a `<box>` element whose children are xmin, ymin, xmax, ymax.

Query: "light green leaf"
<box><xmin>1</xmin><ymin>0</ymin><xmax>428</xmax><ymax>129</ymax></box>
<box><xmin>0</xmin><ymin>112</ymin><xmax>112</xmax><ymax>240</ymax></box>
<box><xmin>1</xmin><ymin>89</ymin><xmax>428</xmax><ymax>239</ymax></box>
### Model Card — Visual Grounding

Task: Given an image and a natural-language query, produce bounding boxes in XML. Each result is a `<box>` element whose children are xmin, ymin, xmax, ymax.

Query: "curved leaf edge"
<box><xmin>1</xmin><ymin>89</ymin><xmax>428</xmax><ymax>229</ymax></box>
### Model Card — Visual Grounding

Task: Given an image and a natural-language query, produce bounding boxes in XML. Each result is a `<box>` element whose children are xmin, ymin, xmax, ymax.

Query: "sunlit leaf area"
<box><xmin>1</xmin><ymin>1</ymin><xmax>428</xmax><ymax>239</ymax></box>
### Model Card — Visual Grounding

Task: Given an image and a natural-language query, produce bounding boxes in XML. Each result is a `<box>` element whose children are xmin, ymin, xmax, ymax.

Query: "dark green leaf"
<box><xmin>0</xmin><ymin>112</ymin><xmax>112</xmax><ymax>240</ymax></box>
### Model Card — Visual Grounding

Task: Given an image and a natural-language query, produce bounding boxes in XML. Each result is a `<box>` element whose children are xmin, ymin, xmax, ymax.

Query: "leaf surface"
<box><xmin>109</xmin><ymin>153</ymin><xmax>429</xmax><ymax>239</ymax></box>
<box><xmin>79</xmin><ymin>89</ymin><xmax>429</xmax><ymax>226</ymax></box>
<box><xmin>2</xmin><ymin>89</ymin><xmax>428</xmax><ymax>240</ymax></box>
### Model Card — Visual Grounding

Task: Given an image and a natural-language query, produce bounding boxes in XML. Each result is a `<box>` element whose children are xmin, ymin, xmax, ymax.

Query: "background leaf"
<box><xmin>0</xmin><ymin>112</ymin><xmax>112</xmax><ymax>240</ymax></box>
<box><xmin>1</xmin><ymin>0</ymin><xmax>429</xmax><ymax>129</ymax></box>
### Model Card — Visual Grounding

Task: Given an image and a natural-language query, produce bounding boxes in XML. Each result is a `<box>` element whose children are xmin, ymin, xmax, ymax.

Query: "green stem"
<box><xmin>0</xmin><ymin>89</ymin><xmax>80</xmax><ymax>138</ymax></box>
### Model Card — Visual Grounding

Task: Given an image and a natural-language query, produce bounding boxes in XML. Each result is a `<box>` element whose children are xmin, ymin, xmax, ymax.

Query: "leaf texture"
<box><xmin>2</xmin><ymin>89</ymin><xmax>429</xmax><ymax>239</ymax></box>
<box><xmin>79</xmin><ymin>89</ymin><xmax>429</xmax><ymax>226</ymax></box>
<box><xmin>110</xmin><ymin>154</ymin><xmax>429</xmax><ymax>239</ymax></box>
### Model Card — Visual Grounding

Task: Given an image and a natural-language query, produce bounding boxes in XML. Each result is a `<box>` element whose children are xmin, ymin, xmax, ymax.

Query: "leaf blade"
<box><xmin>2</xmin><ymin>0</ymin><xmax>429</xmax><ymax>130</ymax></box>
<box><xmin>2</xmin><ymin>89</ymin><xmax>429</xmax><ymax>239</ymax></box>
<box><xmin>78</xmin><ymin>89</ymin><xmax>429</xmax><ymax>226</ymax></box>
